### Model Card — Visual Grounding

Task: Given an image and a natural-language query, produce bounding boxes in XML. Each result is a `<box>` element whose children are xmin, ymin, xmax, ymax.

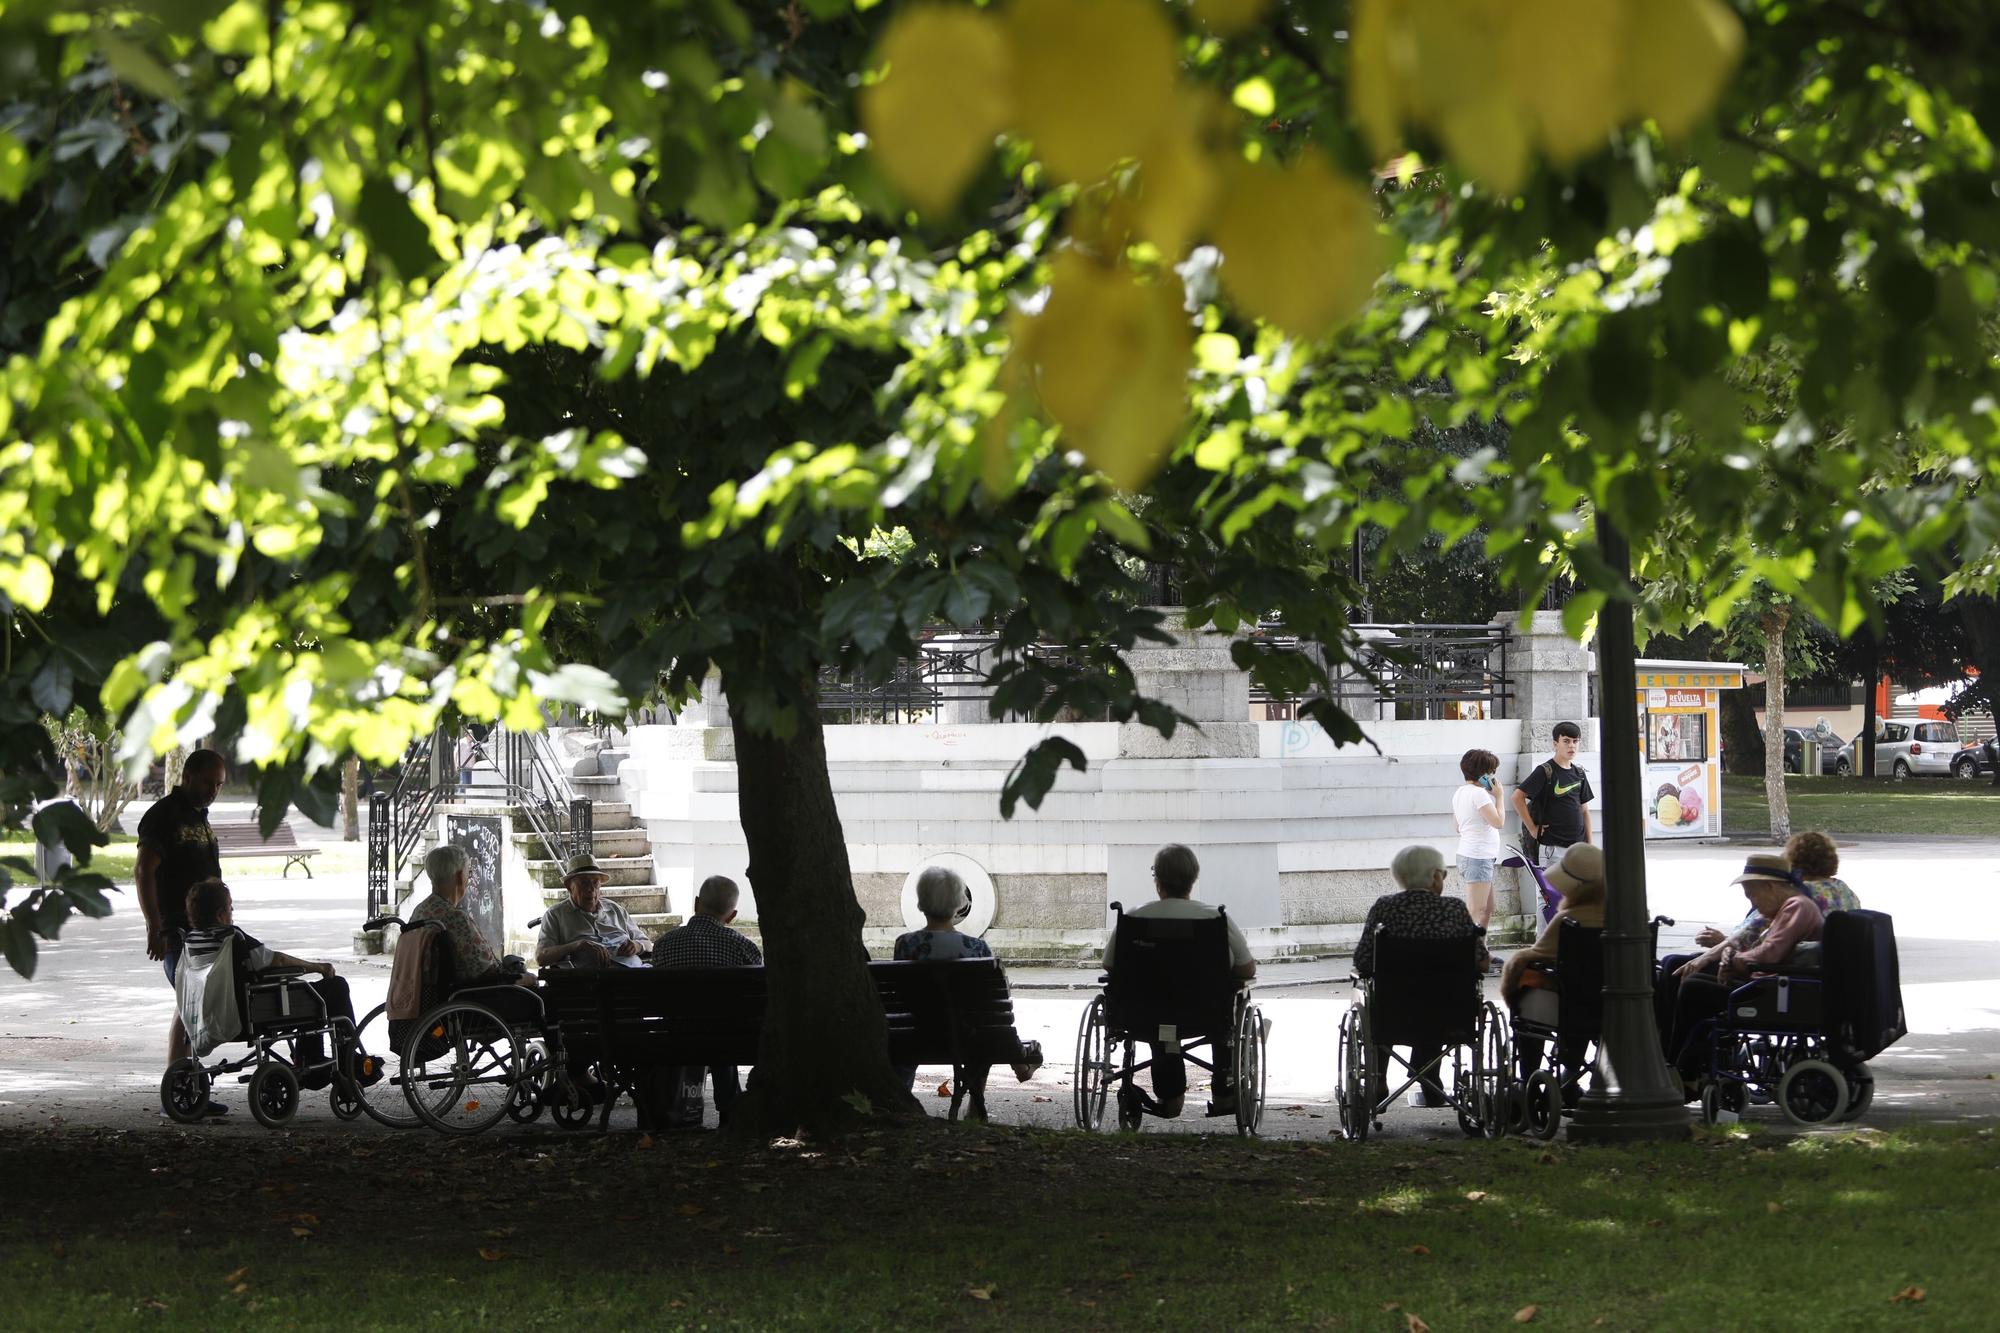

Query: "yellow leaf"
<box><xmin>1211</xmin><ymin>154</ymin><xmax>1383</xmax><ymax>338</ymax></box>
<box><xmin>1131</xmin><ymin>91</ymin><xmax>1220</xmax><ymax>258</ymax></box>
<box><xmin>1622</xmin><ymin>0</ymin><xmax>1743</xmax><ymax>141</ymax></box>
<box><xmin>1017</xmin><ymin>252</ymin><xmax>1192</xmax><ymax>491</ymax></box>
<box><xmin>221</xmin><ymin>1267</ymin><xmax>249</xmax><ymax>1285</ymax></box>
<box><xmin>1501</xmin><ymin>0</ymin><xmax>1628</xmax><ymax>164</ymax></box>
<box><xmin>1193</xmin><ymin>0</ymin><xmax>1268</xmax><ymax>35</ymax></box>
<box><xmin>862</xmin><ymin>7</ymin><xmax>1012</xmax><ymax>214</ymax></box>
<box><xmin>966</xmin><ymin>1284</ymin><xmax>997</xmax><ymax>1301</ymax></box>
<box><xmin>1437</xmin><ymin>93</ymin><xmax>1532</xmax><ymax>195</ymax></box>
<box><xmin>1347</xmin><ymin>0</ymin><xmax>1404</xmax><ymax>160</ymax></box>
<box><xmin>1405</xmin><ymin>1314</ymin><xmax>1432</xmax><ymax>1333</ymax></box>
<box><xmin>478</xmin><ymin>1247</ymin><xmax>508</xmax><ymax>1261</ymax></box>
<box><xmin>1515</xmin><ymin>1305</ymin><xmax>1540</xmax><ymax>1323</ymax></box>
<box><xmin>1010</xmin><ymin>0</ymin><xmax>1177</xmax><ymax>184</ymax></box>
<box><xmin>1890</xmin><ymin>1285</ymin><xmax>1926</xmax><ymax>1304</ymax></box>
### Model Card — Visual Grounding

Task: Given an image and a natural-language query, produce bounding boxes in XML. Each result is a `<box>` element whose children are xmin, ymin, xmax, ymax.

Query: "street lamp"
<box><xmin>1567</xmin><ymin>515</ymin><xmax>1691</xmax><ymax>1142</ymax></box>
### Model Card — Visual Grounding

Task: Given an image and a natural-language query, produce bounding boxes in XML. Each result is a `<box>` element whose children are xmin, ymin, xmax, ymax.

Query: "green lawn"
<box><xmin>1723</xmin><ymin>774</ymin><xmax>2000</xmax><ymax>837</ymax></box>
<box><xmin>0</xmin><ymin>833</ymin><xmax>366</xmax><ymax>886</ymax></box>
<box><xmin>3</xmin><ymin>1120</ymin><xmax>1993</xmax><ymax>1330</ymax></box>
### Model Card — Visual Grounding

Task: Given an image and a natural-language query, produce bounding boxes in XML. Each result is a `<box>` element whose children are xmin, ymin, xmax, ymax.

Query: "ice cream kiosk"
<box><xmin>1635</xmin><ymin>659</ymin><xmax>1745</xmax><ymax>839</ymax></box>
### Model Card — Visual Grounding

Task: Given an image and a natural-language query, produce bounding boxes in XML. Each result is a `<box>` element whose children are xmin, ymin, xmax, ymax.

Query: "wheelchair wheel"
<box><xmin>1778</xmin><ymin>1059</ymin><xmax>1849</xmax><ymax>1127</ymax></box>
<box><xmin>1522</xmin><ymin>1069</ymin><xmax>1562</xmax><ymax>1141</ymax></box>
<box><xmin>329</xmin><ymin>1081</ymin><xmax>364</xmax><ymax>1121</ymax></box>
<box><xmin>351</xmin><ymin>1003</ymin><xmax>422</xmax><ymax>1129</ymax></box>
<box><xmin>248</xmin><ymin>1060</ymin><xmax>302</xmax><ymax>1128</ymax></box>
<box><xmin>1072</xmin><ymin>995</ymin><xmax>1113</xmax><ymax>1131</ymax></box>
<box><xmin>1334</xmin><ymin>1008</ymin><xmax>1370</xmax><ymax>1143</ymax></box>
<box><xmin>1839</xmin><ymin>1066</ymin><xmax>1875</xmax><ymax>1122</ymax></box>
<box><xmin>1465</xmin><ymin>1001</ymin><xmax>1511</xmax><ymax>1140</ymax></box>
<box><xmin>1232</xmin><ymin>1000</ymin><xmax>1268</xmax><ymax>1137</ymax></box>
<box><xmin>506</xmin><ymin>1044</ymin><xmax>550</xmax><ymax>1125</ymax></box>
<box><xmin>1699</xmin><ymin>1079</ymin><xmax>1745</xmax><ymax>1126</ymax></box>
<box><xmin>160</xmin><ymin>1058</ymin><xmax>210</xmax><ymax>1124</ymax></box>
<box><xmin>403</xmin><ymin>1001</ymin><xmax>520</xmax><ymax>1136</ymax></box>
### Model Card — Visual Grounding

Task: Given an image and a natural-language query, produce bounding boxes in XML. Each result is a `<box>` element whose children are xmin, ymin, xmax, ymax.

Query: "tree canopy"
<box><xmin>6</xmin><ymin>0</ymin><xmax>2000</xmax><ymax>1118</ymax></box>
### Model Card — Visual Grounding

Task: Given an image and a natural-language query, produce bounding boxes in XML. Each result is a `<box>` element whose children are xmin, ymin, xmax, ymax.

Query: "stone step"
<box><xmin>631</xmin><ymin>912</ymin><xmax>681</xmax><ymax>937</ymax></box>
<box><xmin>574</xmin><ymin>774</ymin><xmax>624</xmax><ymax>794</ymax></box>
<box><xmin>582</xmin><ymin>800</ymin><xmax>638</xmax><ymax>831</ymax></box>
<box><xmin>597</xmin><ymin>748</ymin><xmax>630</xmax><ymax>778</ymax></box>
<box><xmin>525</xmin><ymin>853</ymin><xmax>654</xmax><ymax>888</ymax></box>
<box><xmin>510</xmin><ymin>826</ymin><xmax>650</xmax><ymax>859</ymax></box>
<box><xmin>540</xmin><ymin>885</ymin><xmax>669</xmax><ymax>916</ymax></box>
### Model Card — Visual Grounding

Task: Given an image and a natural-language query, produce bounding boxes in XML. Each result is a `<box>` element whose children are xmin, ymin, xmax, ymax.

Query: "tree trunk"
<box><xmin>1957</xmin><ymin>594</ymin><xmax>2000</xmax><ymax>786</ymax></box>
<box><xmin>724</xmin><ymin>675</ymin><xmax>922</xmax><ymax>1138</ymax></box>
<box><xmin>342</xmin><ymin>755</ymin><xmax>361</xmax><ymax>840</ymax></box>
<box><xmin>164</xmin><ymin>745</ymin><xmax>188</xmax><ymax>795</ymax></box>
<box><xmin>1718</xmin><ymin>688</ymin><xmax>1764</xmax><ymax>775</ymax></box>
<box><xmin>1761</xmin><ymin>607</ymin><xmax>1792</xmax><ymax>842</ymax></box>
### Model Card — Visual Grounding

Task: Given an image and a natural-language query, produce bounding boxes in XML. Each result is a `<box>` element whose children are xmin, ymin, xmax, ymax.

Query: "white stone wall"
<box><xmin>618</xmin><ymin>715</ymin><xmax>1596</xmax><ymax>957</ymax></box>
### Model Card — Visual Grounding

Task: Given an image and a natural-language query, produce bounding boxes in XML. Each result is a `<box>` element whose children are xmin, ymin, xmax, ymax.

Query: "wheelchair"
<box><xmin>1334</xmin><ymin>929</ymin><xmax>1512</xmax><ymax>1142</ymax></box>
<box><xmin>1687</xmin><ymin>909</ymin><xmax>1905</xmax><ymax>1128</ymax></box>
<box><xmin>161</xmin><ymin>965</ymin><xmax>364</xmax><ymax>1129</ymax></box>
<box><xmin>350</xmin><ymin>914</ymin><xmax>584</xmax><ymax>1135</ymax></box>
<box><xmin>1072</xmin><ymin>904</ymin><xmax>1269</xmax><ymax>1137</ymax></box>
<box><xmin>1507</xmin><ymin>915</ymin><xmax>1673</xmax><ymax>1140</ymax></box>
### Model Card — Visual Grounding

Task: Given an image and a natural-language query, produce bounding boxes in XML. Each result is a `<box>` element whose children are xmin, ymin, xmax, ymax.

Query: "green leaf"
<box><xmin>1</xmin><ymin>917</ymin><xmax>38</xmax><ymax>980</ymax></box>
<box><xmin>97</xmin><ymin>31</ymin><xmax>183</xmax><ymax>102</ymax></box>
<box><xmin>999</xmin><ymin>736</ymin><xmax>1088</xmax><ymax>818</ymax></box>
<box><xmin>0</xmin><ymin>129</ymin><xmax>34</xmax><ymax>202</ymax></box>
<box><xmin>55</xmin><ymin>876</ymin><xmax>118</xmax><ymax>919</ymax></box>
<box><xmin>1562</xmin><ymin>590</ymin><xmax>1608</xmax><ymax>641</ymax></box>
<box><xmin>356</xmin><ymin>177</ymin><xmax>442</xmax><ymax>282</ymax></box>
<box><xmin>31</xmin><ymin>801</ymin><xmax>108</xmax><ymax>861</ymax></box>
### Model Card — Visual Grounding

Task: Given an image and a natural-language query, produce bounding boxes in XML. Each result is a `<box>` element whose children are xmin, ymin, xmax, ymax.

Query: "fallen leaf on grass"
<box><xmin>676</xmin><ymin>1203</ymin><xmax>706</xmax><ymax>1217</ymax></box>
<box><xmin>1380</xmin><ymin>1302</ymin><xmax>1399</xmax><ymax>1312</ymax></box>
<box><xmin>478</xmin><ymin>1247</ymin><xmax>508</xmax><ymax>1262</ymax></box>
<box><xmin>221</xmin><ymin>1267</ymin><xmax>249</xmax><ymax>1285</ymax></box>
<box><xmin>1464</xmin><ymin>1190</ymin><xmax>1489</xmax><ymax>1202</ymax></box>
<box><xmin>139</xmin><ymin>1298</ymin><xmax>169</xmax><ymax>1311</ymax></box>
<box><xmin>1765</xmin><ymin>1201</ymin><xmax>1782</xmax><ymax>1214</ymax></box>
<box><xmin>1406</xmin><ymin>1244</ymin><xmax>1430</xmax><ymax>1256</ymax></box>
<box><xmin>1646</xmin><ymin>1218</ymin><xmax>1666</xmax><ymax>1229</ymax></box>
<box><xmin>1405</xmin><ymin>1313</ymin><xmax>1431</xmax><ymax>1333</ymax></box>
<box><xmin>51</xmin><ymin>1241</ymin><xmax>66</xmax><ymax>1259</ymax></box>
<box><xmin>1514</xmin><ymin>1305</ymin><xmax>1539</xmax><ymax>1323</ymax></box>
<box><xmin>1891</xmin><ymin>1286</ymin><xmax>1927</xmax><ymax>1304</ymax></box>
<box><xmin>636</xmin><ymin>1134</ymin><xmax>655</xmax><ymax>1150</ymax></box>
<box><xmin>231</xmin><ymin>1282</ymin><xmax>249</xmax><ymax>1296</ymax></box>
<box><xmin>668</xmin><ymin>1300</ymin><xmax>687</xmax><ymax>1310</ymax></box>
<box><xmin>289</xmin><ymin>1227</ymin><xmax>312</xmax><ymax>1240</ymax></box>
<box><xmin>966</xmin><ymin>1284</ymin><xmax>996</xmax><ymax>1301</ymax></box>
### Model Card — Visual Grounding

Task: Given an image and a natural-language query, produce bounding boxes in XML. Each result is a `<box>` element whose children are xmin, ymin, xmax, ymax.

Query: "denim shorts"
<box><xmin>162</xmin><ymin>934</ymin><xmax>184</xmax><ymax>985</ymax></box>
<box><xmin>1457</xmin><ymin>856</ymin><xmax>1496</xmax><ymax>883</ymax></box>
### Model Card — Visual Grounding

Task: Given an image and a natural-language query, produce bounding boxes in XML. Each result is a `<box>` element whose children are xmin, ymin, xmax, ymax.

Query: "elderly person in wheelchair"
<box><xmin>162</xmin><ymin>878</ymin><xmax>372</xmax><ymax>1126</ymax></box>
<box><xmin>1072</xmin><ymin>844</ymin><xmax>1270</xmax><ymax>1135</ymax></box>
<box><xmin>1335</xmin><ymin>846</ymin><xmax>1510</xmax><ymax>1141</ymax></box>
<box><xmin>349</xmin><ymin>844</ymin><xmax>570</xmax><ymax>1134</ymax></box>
<box><xmin>1499</xmin><ymin>843</ymin><xmax>1606</xmax><ymax>1125</ymax></box>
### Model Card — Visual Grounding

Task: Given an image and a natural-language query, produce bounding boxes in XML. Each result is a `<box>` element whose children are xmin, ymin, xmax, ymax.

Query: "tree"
<box><xmin>39</xmin><ymin>708</ymin><xmax>140</xmax><ymax>834</ymax></box>
<box><xmin>8</xmin><ymin>0</ymin><xmax>2000</xmax><ymax>1134</ymax></box>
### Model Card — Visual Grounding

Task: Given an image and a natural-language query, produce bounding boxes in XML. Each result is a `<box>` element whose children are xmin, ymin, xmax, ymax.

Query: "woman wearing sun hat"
<box><xmin>1657</xmin><ymin>851</ymin><xmax>1825</xmax><ymax>1091</ymax></box>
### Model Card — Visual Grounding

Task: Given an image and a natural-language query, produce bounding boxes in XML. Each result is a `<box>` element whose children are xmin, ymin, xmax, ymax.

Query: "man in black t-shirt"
<box><xmin>1511</xmin><ymin>722</ymin><xmax>1595</xmax><ymax>868</ymax></box>
<box><xmin>136</xmin><ymin>749</ymin><xmax>225</xmax><ymax>1079</ymax></box>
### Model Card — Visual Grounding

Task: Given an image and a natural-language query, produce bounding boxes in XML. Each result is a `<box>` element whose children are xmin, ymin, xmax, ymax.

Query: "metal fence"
<box><xmin>813</xmin><ymin>623</ymin><xmax>1513</xmax><ymax>724</ymax></box>
<box><xmin>1249</xmin><ymin>623</ymin><xmax>1514</xmax><ymax>721</ymax></box>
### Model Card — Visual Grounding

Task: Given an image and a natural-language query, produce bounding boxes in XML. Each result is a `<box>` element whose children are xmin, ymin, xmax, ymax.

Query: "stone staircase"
<box><xmin>515</xmin><ymin>778</ymin><xmax>681</xmax><ymax>938</ymax></box>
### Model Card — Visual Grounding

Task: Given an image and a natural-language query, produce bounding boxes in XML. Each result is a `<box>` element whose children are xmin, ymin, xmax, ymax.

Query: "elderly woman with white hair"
<box><xmin>1352</xmin><ymin>845</ymin><xmax>1491</xmax><ymax>1107</ymax></box>
<box><xmin>893</xmin><ymin>865</ymin><xmax>993</xmax><ymax>963</ymax></box>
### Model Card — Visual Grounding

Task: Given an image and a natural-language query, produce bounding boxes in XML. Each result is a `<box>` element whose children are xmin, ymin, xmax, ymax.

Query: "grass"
<box><xmin>3</xmin><ymin>1119</ymin><xmax>1995</xmax><ymax>1330</ymax></box>
<box><xmin>1722</xmin><ymin>774</ymin><xmax>2000</xmax><ymax>837</ymax></box>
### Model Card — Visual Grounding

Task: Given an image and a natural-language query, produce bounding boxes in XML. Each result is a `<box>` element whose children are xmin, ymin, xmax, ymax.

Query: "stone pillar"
<box><xmin>1499</xmin><ymin>610</ymin><xmax>1597</xmax><ymax>754</ymax></box>
<box><xmin>1117</xmin><ymin>609</ymin><xmax>1258</xmax><ymax>758</ymax></box>
<box><xmin>1491</xmin><ymin>610</ymin><xmax>1598</xmax><ymax>935</ymax></box>
<box><xmin>676</xmin><ymin>671</ymin><xmax>731</xmax><ymax>728</ymax></box>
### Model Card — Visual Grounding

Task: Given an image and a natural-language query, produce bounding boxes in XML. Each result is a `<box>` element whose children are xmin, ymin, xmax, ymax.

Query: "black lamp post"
<box><xmin>1566</xmin><ymin>515</ymin><xmax>1691</xmax><ymax>1142</ymax></box>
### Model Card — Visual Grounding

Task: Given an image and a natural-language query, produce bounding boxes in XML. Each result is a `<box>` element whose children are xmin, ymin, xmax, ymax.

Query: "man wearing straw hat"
<box><xmin>536</xmin><ymin>851</ymin><xmax>650</xmax><ymax>970</ymax></box>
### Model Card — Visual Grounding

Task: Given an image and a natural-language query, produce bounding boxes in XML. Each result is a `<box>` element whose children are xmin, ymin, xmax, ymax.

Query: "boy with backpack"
<box><xmin>1511</xmin><ymin>721</ymin><xmax>1595</xmax><ymax>868</ymax></box>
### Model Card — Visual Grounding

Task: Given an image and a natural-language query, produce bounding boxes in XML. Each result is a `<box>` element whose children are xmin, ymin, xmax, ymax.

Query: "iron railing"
<box><xmin>364</xmin><ymin>724</ymin><xmax>586</xmax><ymax>917</ymax></box>
<box><xmin>816</xmin><ymin>637</ymin><xmax>1109</xmax><ymax>724</ymax></box>
<box><xmin>1249</xmin><ymin>623</ymin><xmax>1514</xmax><ymax>721</ymax></box>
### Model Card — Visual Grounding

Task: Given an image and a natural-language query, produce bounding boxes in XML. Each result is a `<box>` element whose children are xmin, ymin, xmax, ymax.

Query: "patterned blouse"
<box><xmin>409</xmin><ymin>892</ymin><xmax>506</xmax><ymax>987</ymax></box>
<box><xmin>893</xmin><ymin>929</ymin><xmax>993</xmax><ymax>962</ymax></box>
<box><xmin>1353</xmin><ymin>890</ymin><xmax>1485</xmax><ymax>977</ymax></box>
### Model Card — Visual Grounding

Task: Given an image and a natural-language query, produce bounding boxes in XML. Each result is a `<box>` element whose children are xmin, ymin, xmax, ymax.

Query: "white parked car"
<box><xmin>1834</xmin><ymin>720</ymin><xmax>1961</xmax><ymax>779</ymax></box>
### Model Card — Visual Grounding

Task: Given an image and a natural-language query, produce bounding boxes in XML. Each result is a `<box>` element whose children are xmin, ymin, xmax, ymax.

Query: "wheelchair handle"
<box><xmin>1653</xmin><ymin>915</ymin><xmax>1676</xmax><ymax>927</ymax></box>
<box><xmin>363</xmin><ymin>915</ymin><xmax>405</xmax><ymax>931</ymax></box>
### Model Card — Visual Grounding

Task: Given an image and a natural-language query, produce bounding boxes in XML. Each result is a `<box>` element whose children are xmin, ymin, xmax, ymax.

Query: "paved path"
<box><xmin>4</xmin><ymin>832</ymin><xmax>1995</xmax><ymax>1140</ymax></box>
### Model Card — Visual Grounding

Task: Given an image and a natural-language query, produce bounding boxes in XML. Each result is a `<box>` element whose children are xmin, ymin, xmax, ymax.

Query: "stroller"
<box><xmin>1500</xmin><ymin>844</ymin><xmax>1562</xmax><ymax>930</ymax></box>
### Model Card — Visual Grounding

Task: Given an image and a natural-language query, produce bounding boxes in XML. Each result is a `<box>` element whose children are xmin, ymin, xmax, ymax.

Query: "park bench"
<box><xmin>539</xmin><ymin>958</ymin><xmax>1037</xmax><ymax>1130</ymax></box>
<box><xmin>210</xmin><ymin>821</ymin><xmax>320</xmax><ymax>878</ymax></box>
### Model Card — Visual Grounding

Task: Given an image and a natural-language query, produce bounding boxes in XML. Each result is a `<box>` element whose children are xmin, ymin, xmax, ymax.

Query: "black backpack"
<box><xmin>1522</xmin><ymin>758</ymin><xmax>1586</xmax><ymax>859</ymax></box>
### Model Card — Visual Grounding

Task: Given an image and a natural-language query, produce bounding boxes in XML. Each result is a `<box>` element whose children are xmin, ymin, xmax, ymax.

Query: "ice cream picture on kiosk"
<box><xmin>1635</xmin><ymin>660</ymin><xmax>1744</xmax><ymax>839</ymax></box>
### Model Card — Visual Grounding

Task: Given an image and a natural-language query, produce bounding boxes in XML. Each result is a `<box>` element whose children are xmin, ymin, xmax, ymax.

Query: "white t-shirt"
<box><xmin>1102</xmin><ymin>896</ymin><xmax>1253</xmax><ymax>970</ymax></box>
<box><xmin>1451</xmin><ymin>782</ymin><xmax>1503</xmax><ymax>859</ymax></box>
